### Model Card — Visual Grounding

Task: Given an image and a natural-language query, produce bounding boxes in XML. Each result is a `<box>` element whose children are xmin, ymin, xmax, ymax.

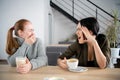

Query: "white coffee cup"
<box><xmin>67</xmin><ymin>58</ymin><xmax>78</xmax><ymax>69</ymax></box>
<box><xmin>16</xmin><ymin>57</ymin><xmax>26</xmax><ymax>68</ymax></box>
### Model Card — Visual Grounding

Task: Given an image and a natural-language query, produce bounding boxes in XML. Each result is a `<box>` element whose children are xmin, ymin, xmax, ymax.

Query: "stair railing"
<box><xmin>87</xmin><ymin>0</ymin><xmax>120</xmax><ymax>22</ymax></box>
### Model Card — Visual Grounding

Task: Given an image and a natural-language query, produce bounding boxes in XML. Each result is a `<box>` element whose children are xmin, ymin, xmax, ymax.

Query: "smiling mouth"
<box><xmin>78</xmin><ymin>37</ymin><xmax>81</xmax><ymax>39</ymax></box>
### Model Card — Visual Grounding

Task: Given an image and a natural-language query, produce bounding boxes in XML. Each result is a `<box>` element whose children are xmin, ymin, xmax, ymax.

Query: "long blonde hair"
<box><xmin>6</xmin><ymin>19</ymin><xmax>30</xmax><ymax>55</ymax></box>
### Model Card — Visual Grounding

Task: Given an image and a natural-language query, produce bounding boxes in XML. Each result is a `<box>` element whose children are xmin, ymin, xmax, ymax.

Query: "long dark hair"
<box><xmin>79</xmin><ymin>17</ymin><xmax>99</xmax><ymax>35</ymax></box>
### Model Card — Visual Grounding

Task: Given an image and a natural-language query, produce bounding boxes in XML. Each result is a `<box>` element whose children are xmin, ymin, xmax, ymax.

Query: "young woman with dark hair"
<box><xmin>57</xmin><ymin>17</ymin><xmax>111</xmax><ymax>69</ymax></box>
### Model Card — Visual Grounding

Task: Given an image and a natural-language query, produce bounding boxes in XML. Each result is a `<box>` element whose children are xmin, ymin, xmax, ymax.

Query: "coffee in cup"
<box><xmin>16</xmin><ymin>57</ymin><xmax>26</xmax><ymax>68</ymax></box>
<box><xmin>67</xmin><ymin>58</ymin><xmax>78</xmax><ymax>69</ymax></box>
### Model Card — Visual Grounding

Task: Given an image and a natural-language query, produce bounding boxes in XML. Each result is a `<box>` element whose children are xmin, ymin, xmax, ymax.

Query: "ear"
<box><xmin>17</xmin><ymin>30</ymin><xmax>23</xmax><ymax>37</ymax></box>
<box><xmin>89</xmin><ymin>30</ymin><xmax>93</xmax><ymax>35</ymax></box>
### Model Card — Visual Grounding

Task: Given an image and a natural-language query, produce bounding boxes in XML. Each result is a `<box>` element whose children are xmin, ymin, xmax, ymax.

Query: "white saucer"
<box><xmin>68</xmin><ymin>66</ymin><xmax>88</xmax><ymax>72</ymax></box>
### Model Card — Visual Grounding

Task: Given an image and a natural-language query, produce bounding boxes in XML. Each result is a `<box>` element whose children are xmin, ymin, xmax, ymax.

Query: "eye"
<box><xmin>76</xmin><ymin>28</ymin><xmax>82</xmax><ymax>32</ymax></box>
<box><xmin>31</xmin><ymin>29</ymin><xmax>34</xmax><ymax>31</ymax></box>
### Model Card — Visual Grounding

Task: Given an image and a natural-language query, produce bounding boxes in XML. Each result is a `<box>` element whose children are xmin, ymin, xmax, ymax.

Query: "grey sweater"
<box><xmin>7</xmin><ymin>37</ymin><xmax>48</xmax><ymax>70</ymax></box>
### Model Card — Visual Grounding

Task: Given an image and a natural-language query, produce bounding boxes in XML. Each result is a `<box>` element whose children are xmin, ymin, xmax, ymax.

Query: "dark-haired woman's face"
<box><xmin>76</xmin><ymin>23</ymin><xmax>85</xmax><ymax>44</ymax></box>
<box><xmin>76</xmin><ymin>23</ymin><xmax>93</xmax><ymax>44</ymax></box>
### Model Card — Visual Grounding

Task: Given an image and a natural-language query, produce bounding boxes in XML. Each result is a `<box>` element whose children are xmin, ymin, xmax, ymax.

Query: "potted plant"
<box><xmin>106</xmin><ymin>10</ymin><xmax>120</xmax><ymax>48</ymax></box>
<box><xmin>106</xmin><ymin>10</ymin><xmax>120</xmax><ymax>68</ymax></box>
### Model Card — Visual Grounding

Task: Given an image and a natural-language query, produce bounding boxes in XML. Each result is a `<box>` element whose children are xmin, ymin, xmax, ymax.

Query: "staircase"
<box><xmin>50</xmin><ymin>0</ymin><xmax>120</xmax><ymax>32</ymax></box>
<box><xmin>50</xmin><ymin>1</ymin><xmax>78</xmax><ymax>24</ymax></box>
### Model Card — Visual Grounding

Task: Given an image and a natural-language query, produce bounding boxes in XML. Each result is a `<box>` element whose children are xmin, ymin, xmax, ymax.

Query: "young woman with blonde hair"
<box><xmin>6</xmin><ymin>19</ymin><xmax>48</xmax><ymax>74</ymax></box>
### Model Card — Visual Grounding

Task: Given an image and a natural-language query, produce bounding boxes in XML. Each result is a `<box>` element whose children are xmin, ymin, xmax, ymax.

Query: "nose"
<box><xmin>31</xmin><ymin>30</ymin><xmax>35</xmax><ymax>35</ymax></box>
<box><xmin>32</xmin><ymin>29</ymin><xmax>35</xmax><ymax>33</ymax></box>
<box><xmin>76</xmin><ymin>31</ymin><xmax>78</xmax><ymax>35</ymax></box>
<box><xmin>76</xmin><ymin>30</ymin><xmax>79</xmax><ymax>35</ymax></box>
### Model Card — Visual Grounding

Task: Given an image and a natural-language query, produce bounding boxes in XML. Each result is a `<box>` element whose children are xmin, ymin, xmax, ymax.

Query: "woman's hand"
<box><xmin>81</xmin><ymin>27</ymin><xmax>96</xmax><ymax>44</ymax></box>
<box><xmin>16</xmin><ymin>58</ymin><xmax>32</xmax><ymax>74</ymax></box>
<box><xmin>25</xmin><ymin>34</ymin><xmax>36</xmax><ymax>45</ymax></box>
<box><xmin>57</xmin><ymin>57</ymin><xmax>68</xmax><ymax>69</ymax></box>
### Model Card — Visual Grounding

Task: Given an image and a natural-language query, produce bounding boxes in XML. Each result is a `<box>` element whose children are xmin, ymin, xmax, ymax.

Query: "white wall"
<box><xmin>0</xmin><ymin>0</ymin><xmax>49</xmax><ymax>59</ymax></box>
<box><xmin>51</xmin><ymin>8</ymin><xmax>76</xmax><ymax>44</ymax></box>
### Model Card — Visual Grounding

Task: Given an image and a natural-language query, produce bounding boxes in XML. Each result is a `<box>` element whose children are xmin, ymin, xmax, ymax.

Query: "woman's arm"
<box><xmin>7</xmin><ymin>42</ymin><xmax>31</xmax><ymax>66</ymax></box>
<box><xmin>57</xmin><ymin>42</ymin><xmax>79</xmax><ymax>69</ymax></box>
<box><xmin>81</xmin><ymin>27</ymin><xmax>110</xmax><ymax>69</ymax></box>
<box><xmin>30</xmin><ymin>38</ymin><xmax>48</xmax><ymax>69</ymax></box>
<box><xmin>92</xmin><ymin>39</ymin><xmax>107</xmax><ymax>69</ymax></box>
<box><xmin>95</xmin><ymin>34</ymin><xmax>111</xmax><ymax>68</ymax></box>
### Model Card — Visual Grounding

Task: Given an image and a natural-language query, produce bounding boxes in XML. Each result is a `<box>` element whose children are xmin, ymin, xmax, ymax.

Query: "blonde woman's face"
<box><xmin>18</xmin><ymin>22</ymin><xmax>35</xmax><ymax>39</ymax></box>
